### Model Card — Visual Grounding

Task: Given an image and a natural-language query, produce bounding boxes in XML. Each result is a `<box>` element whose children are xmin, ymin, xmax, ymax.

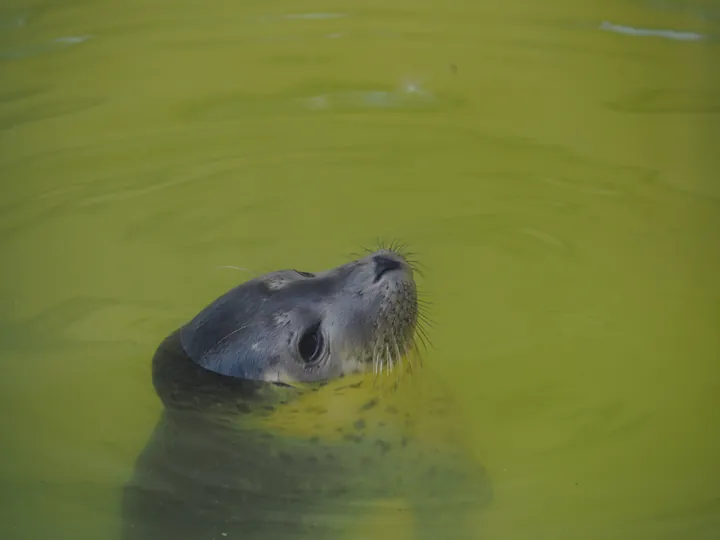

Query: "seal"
<box><xmin>122</xmin><ymin>247</ymin><xmax>492</xmax><ymax>540</ymax></box>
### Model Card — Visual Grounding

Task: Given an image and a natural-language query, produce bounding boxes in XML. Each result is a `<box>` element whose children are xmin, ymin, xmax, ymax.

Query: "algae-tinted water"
<box><xmin>1</xmin><ymin>0</ymin><xmax>718</xmax><ymax>539</ymax></box>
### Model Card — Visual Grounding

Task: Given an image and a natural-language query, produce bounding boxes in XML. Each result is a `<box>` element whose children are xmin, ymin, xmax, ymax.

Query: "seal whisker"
<box><xmin>414</xmin><ymin>285</ymin><xmax>431</xmax><ymax>297</ymax></box>
<box><xmin>417</xmin><ymin>305</ymin><xmax>433</xmax><ymax>317</ymax></box>
<box><xmin>412</xmin><ymin>338</ymin><xmax>425</xmax><ymax>369</ymax></box>
<box><xmin>417</xmin><ymin>310</ymin><xmax>432</xmax><ymax>324</ymax></box>
<box><xmin>417</xmin><ymin>316</ymin><xmax>432</xmax><ymax>339</ymax></box>
<box><xmin>356</xmin><ymin>245</ymin><xmax>376</xmax><ymax>260</ymax></box>
<box><xmin>414</xmin><ymin>322</ymin><xmax>433</xmax><ymax>352</ymax></box>
<box><xmin>403</xmin><ymin>254</ymin><xmax>424</xmax><ymax>266</ymax></box>
<box><xmin>373</xmin><ymin>239</ymin><xmax>411</xmax><ymax>259</ymax></box>
<box><xmin>373</xmin><ymin>237</ymin><xmax>391</xmax><ymax>253</ymax></box>
<box><xmin>416</xmin><ymin>312</ymin><xmax>435</xmax><ymax>329</ymax></box>
<box><xmin>389</xmin><ymin>341</ymin><xmax>395</xmax><ymax>377</ymax></box>
<box><xmin>391</xmin><ymin>340</ymin><xmax>398</xmax><ymax>375</ymax></box>
<box><xmin>408</xmin><ymin>263</ymin><xmax>425</xmax><ymax>278</ymax></box>
<box><xmin>211</xmin><ymin>323</ymin><xmax>251</xmax><ymax>350</ymax></box>
<box><xmin>216</xmin><ymin>265</ymin><xmax>255</xmax><ymax>274</ymax></box>
<box><xmin>376</xmin><ymin>238</ymin><xmax>389</xmax><ymax>250</ymax></box>
<box><xmin>405</xmin><ymin>335</ymin><xmax>416</xmax><ymax>371</ymax></box>
<box><xmin>415</xmin><ymin>304</ymin><xmax>434</xmax><ymax>324</ymax></box>
<box><xmin>413</xmin><ymin>329</ymin><xmax>429</xmax><ymax>352</ymax></box>
<box><xmin>415</xmin><ymin>291</ymin><xmax>432</xmax><ymax>306</ymax></box>
<box><xmin>391</xmin><ymin>334</ymin><xmax>406</xmax><ymax>389</ymax></box>
<box><xmin>372</xmin><ymin>339</ymin><xmax>384</xmax><ymax>383</ymax></box>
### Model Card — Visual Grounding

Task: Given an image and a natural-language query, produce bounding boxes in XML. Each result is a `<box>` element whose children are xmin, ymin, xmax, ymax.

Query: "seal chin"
<box><xmin>179</xmin><ymin>248</ymin><xmax>421</xmax><ymax>384</ymax></box>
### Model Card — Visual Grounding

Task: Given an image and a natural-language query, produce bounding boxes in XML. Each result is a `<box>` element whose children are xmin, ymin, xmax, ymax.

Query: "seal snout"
<box><xmin>372</xmin><ymin>254</ymin><xmax>405</xmax><ymax>283</ymax></box>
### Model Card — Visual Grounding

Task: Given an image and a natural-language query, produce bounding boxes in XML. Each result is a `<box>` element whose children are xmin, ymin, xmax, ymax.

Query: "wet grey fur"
<box><xmin>122</xmin><ymin>250</ymin><xmax>492</xmax><ymax>540</ymax></box>
<box><xmin>180</xmin><ymin>250</ymin><xmax>418</xmax><ymax>383</ymax></box>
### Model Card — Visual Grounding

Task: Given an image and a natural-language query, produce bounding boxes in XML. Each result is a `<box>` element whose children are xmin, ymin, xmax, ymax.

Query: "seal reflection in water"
<box><xmin>122</xmin><ymin>248</ymin><xmax>492</xmax><ymax>540</ymax></box>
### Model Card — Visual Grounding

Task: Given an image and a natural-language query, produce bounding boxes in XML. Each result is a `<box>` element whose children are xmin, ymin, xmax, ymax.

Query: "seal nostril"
<box><xmin>373</xmin><ymin>255</ymin><xmax>403</xmax><ymax>282</ymax></box>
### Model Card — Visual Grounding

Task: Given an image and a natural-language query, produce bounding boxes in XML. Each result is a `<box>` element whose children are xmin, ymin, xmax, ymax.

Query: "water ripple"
<box><xmin>599</xmin><ymin>20</ymin><xmax>706</xmax><ymax>41</ymax></box>
<box><xmin>0</xmin><ymin>35</ymin><xmax>92</xmax><ymax>61</ymax></box>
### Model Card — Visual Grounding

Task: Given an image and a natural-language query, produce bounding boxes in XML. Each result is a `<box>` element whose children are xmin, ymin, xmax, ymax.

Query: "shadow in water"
<box><xmin>122</xmin><ymin>330</ymin><xmax>493</xmax><ymax>540</ymax></box>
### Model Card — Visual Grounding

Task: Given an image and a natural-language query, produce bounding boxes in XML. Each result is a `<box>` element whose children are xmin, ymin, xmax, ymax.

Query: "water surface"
<box><xmin>1</xmin><ymin>0</ymin><xmax>719</xmax><ymax>539</ymax></box>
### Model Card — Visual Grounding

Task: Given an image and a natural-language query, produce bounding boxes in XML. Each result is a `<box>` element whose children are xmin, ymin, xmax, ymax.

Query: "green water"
<box><xmin>1</xmin><ymin>0</ymin><xmax>719</xmax><ymax>538</ymax></box>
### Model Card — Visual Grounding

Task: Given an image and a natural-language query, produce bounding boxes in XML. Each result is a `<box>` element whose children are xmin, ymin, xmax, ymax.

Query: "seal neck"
<box><xmin>151</xmin><ymin>329</ymin><xmax>298</xmax><ymax>416</ymax></box>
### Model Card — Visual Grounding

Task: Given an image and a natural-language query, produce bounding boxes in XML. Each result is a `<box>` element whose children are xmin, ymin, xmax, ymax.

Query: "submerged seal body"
<box><xmin>122</xmin><ymin>249</ymin><xmax>492</xmax><ymax>540</ymax></box>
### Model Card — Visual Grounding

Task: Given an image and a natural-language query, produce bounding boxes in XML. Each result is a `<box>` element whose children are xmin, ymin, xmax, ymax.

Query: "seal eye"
<box><xmin>295</xmin><ymin>270</ymin><xmax>315</xmax><ymax>278</ymax></box>
<box><xmin>298</xmin><ymin>322</ymin><xmax>324</xmax><ymax>364</ymax></box>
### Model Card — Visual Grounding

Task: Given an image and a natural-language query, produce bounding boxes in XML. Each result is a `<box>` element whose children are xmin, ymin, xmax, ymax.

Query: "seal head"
<box><xmin>179</xmin><ymin>249</ymin><xmax>418</xmax><ymax>384</ymax></box>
